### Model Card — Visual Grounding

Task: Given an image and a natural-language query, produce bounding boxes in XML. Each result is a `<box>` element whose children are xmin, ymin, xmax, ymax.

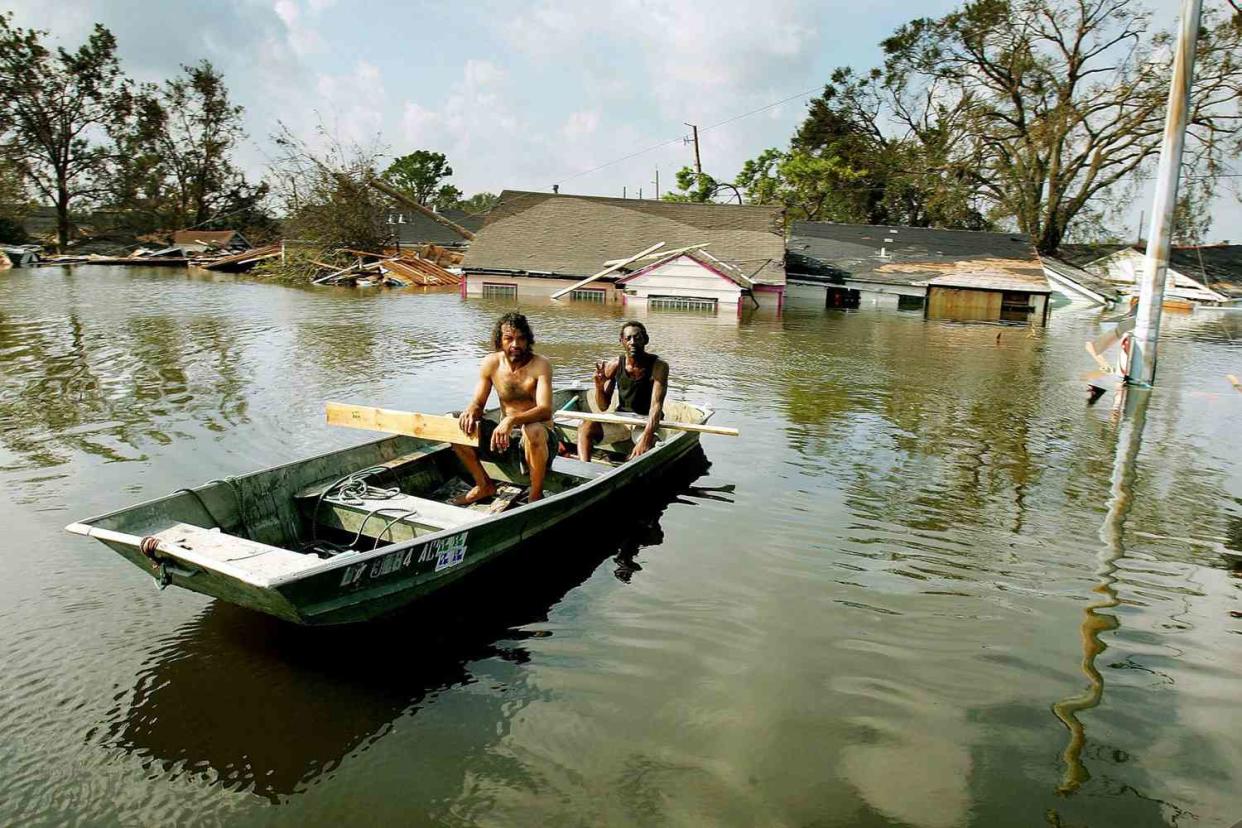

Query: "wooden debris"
<box><xmin>199</xmin><ymin>244</ymin><xmax>282</xmax><ymax>272</ymax></box>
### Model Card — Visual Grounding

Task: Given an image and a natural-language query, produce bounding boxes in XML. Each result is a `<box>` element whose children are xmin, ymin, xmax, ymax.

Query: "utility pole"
<box><xmin>1128</xmin><ymin>0</ymin><xmax>1201</xmax><ymax>386</ymax></box>
<box><xmin>684</xmin><ymin>123</ymin><xmax>702</xmax><ymax>177</ymax></box>
<box><xmin>623</xmin><ymin>186</ymin><xmax>627</xmax><ymax>199</ymax></box>
<box><xmin>653</xmin><ymin>168</ymin><xmax>660</xmax><ymax>200</ymax></box>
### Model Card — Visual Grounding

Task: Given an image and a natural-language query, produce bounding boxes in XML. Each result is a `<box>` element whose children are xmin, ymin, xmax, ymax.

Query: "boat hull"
<box><xmin>67</xmin><ymin>390</ymin><xmax>712</xmax><ymax>625</ymax></box>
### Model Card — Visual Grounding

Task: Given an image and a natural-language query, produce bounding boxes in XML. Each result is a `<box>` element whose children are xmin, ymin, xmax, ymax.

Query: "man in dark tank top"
<box><xmin>577</xmin><ymin>321</ymin><xmax>670</xmax><ymax>461</ymax></box>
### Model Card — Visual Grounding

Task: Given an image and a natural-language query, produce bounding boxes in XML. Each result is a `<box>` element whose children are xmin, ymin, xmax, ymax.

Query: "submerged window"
<box><xmin>649</xmin><ymin>295</ymin><xmax>718</xmax><ymax>313</ymax></box>
<box><xmin>826</xmin><ymin>287</ymin><xmax>860</xmax><ymax>309</ymax></box>
<box><xmin>569</xmin><ymin>287</ymin><xmax>607</xmax><ymax>303</ymax></box>
<box><xmin>897</xmin><ymin>294</ymin><xmax>925</xmax><ymax>312</ymax></box>
<box><xmin>481</xmin><ymin>283</ymin><xmax>517</xmax><ymax>299</ymax></box>
<box><xmin>1000</xmin><ymin>291</ymin><xmax>1033</xmax><ymax>322</ymax></box>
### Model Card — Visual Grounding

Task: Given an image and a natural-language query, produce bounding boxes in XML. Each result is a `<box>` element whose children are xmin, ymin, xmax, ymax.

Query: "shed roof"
<box><xmin>463</xmin><ymin>191</ymin><xmax>786</xmax><ymax>284</ymax></box>
<box><xmin>788</xmin><ymin>221</ymin><xmax>1049</xmax><ymax>292</ymax></box>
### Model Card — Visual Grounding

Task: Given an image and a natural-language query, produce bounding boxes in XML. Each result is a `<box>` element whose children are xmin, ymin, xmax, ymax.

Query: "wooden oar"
<box><xmin>552</xmin><ymin>410</ymin><xmax>739</xmax><ymax>436</ymax></box>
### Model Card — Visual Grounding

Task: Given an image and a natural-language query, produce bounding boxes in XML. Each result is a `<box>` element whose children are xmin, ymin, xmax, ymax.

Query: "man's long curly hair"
<box><xmin>492</xmin><ymin>312</ymin><xmax>536</xmax><ymax>351</ymax></box>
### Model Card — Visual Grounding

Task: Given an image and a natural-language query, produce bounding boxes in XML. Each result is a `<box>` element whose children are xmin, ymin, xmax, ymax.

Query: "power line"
<box><xmin>552</xmin><ymin>86</ymin><xmax>820</xmax><ymax>187</ymax></box>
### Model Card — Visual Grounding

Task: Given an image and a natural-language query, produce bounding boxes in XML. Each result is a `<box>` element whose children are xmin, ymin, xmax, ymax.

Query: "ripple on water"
<box><xmin>1</xmin><ymin>270</ymin><xmax>1241</xmax><ymax>824</ymax></box>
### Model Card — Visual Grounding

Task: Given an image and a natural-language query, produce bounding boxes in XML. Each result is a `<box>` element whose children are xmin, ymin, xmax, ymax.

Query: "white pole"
<box><xmin>1127</xmin><ymin>0</ymin><xmax>1202</xmax><ymax>386</ymax></box>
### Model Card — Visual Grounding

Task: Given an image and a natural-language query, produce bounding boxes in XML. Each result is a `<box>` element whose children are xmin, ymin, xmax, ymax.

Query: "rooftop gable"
<box><xmin>463</xmin><ymin>191</ymin><xmax>786</xmax><ymax>284</ymax></box>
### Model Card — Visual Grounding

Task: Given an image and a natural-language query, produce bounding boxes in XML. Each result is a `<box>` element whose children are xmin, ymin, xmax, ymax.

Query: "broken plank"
<box><xmin>550</xmin><ymin>242</ymin><xmax>664</xmax><ymax>300</ymax></box>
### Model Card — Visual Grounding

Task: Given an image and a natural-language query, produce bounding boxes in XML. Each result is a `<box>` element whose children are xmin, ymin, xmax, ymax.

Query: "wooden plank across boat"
<box><xmin>65</xmin><ymin>387</ymin><xmax>714</xmax><ymax>625</ymax></box>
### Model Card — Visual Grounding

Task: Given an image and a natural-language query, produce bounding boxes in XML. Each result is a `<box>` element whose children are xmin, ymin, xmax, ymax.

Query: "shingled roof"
<box><xmin>387</xmin><ymin>208</ymin><xmax>485</xmax><ymax>247</ymax></box>
<box><xmin>788</xmin><ymin>221</ymin><xmax>1049</xmax><ymax>292</ymax></box>
<box><xmin>462</xmin><ymin>191</ymin><xmax>786</xmax><ymax>285</ymax></box>
<box><xmin>1169</xmin><ymin>245</ymin><xmax>1242</xmax><ymax>299</ymax></box>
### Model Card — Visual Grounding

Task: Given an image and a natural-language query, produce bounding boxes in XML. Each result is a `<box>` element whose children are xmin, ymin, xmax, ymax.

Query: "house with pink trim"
<box><xmin>460</xmin><ymin>190</ymin><xmax>785</xmax><ymax>313</ymax></box>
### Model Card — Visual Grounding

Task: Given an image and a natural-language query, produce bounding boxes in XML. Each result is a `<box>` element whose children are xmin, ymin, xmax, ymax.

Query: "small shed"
<box><xmin>171</xmin><ymin>229</ymin><xmax>250</xmax><ymax>254</ymax></box>
<box><xmin>925</xmin><ymin>271</ymin><xmax>1052</xmax><ymax>325</ymax></box>
<box><xmin>616</xmin><ymin>250</ymin><xmax>754</xmax><ymax>313</ymax></box>
<box><xmin>786</xmin><ymin>222</ymin><xmax>1052</xmax><ymax>325</ymax></box>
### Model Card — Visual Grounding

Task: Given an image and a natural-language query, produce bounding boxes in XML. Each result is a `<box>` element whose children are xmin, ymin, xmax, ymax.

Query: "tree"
<box><xmin>270</xmin><ymin>124</ymin><xmax>392</xmax><ymax>252</ymax></box>
<box><xmin>382</xmin><ymin>150</ymin><xmax>459</xmax><ymax>208</ymax></box>
<box><xmin>109</xmin><ymin>61</ymin><xmax>268</xmax><ymax>235</ymax></box>
<box><xmin>456</xmin><ymin>191</ymin><xmax>499</xmax><ymax>214</ymax></box>
<box><xmin>850</xmin><ymin>0</ymin><xmax>1242</xmax><ymax>252</ymax></box>
<box><xmin>738</xmin><ymin>69</ymin><xmax>993</xmax><ymax>229</ymax></box>
<box><xmin>0</xmin><ymin>156</ymin><xmax>30</xmax><ymax>243</ymax></box>
<box><xmin>0</xmin><ymin>14</ymin><xmax>130</xmax><ymax>249</ymax></box>
<box><xmin>150</xmin><ymin>61</ymin><xmax>266</xmax><ymax>229</ymax></box>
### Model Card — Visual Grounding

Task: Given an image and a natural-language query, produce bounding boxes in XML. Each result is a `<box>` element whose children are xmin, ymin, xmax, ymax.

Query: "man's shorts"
<box><xmin>477</xmin><ymin>420</ymin><xmax>558</xmax><ymax>471</ymax></box>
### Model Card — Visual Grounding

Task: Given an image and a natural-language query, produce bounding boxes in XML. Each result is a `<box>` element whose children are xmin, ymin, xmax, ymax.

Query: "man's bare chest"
<box><xmin>495</xmin><ymin>364</ymin><xmax>536</xmax><ymax>400</ymax></box>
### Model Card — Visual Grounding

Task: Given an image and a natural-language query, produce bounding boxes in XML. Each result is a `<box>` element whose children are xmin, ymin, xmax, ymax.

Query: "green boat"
<box><xmin>65</xmin><ymin>387</ymin><xmax>714</xmax><ymax>625</ymax></box>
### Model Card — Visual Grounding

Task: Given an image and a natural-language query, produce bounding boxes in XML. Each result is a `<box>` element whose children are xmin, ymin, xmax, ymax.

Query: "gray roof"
<box><xmin>1169</xmin><ymin>245</ymin><xmax>1242</xmax><ymax>298</ymax></box>
<box><xmin>788</xmin><ymin>221</ymin><xmax>1049</xmax><ymax>292</ymax></box>
<box><xmin>386</xmin><ymin>208</ymin><xmax>485</xmax><ymax>247</ymax></box>
<box><xmin>462</xmin><ymin>191</ymin><xmax>786</xmax><ymax>285</ymax></box>
<box><xmin>1055</xmin><ymin>243</ymin><xmax>1131</xmax><ymax>269</ymax></box>
<box><xmin>1041</xmin><ymin>256</ymin><xmax>1122</xmax><ymax>302</ymax></box>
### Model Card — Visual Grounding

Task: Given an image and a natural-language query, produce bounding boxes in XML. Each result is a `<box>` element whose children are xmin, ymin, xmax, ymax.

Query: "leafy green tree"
<box><xmin>859</xmin><ymin>0</ymin><xmax>1242</xmax><ymax>252</ymax></box>
<box><xmin>737</xmin><ymin>69</ymin><xmax>989</xmax><ymax>228</ymax></box>
<box><xmin>382</xmin><ymin>150</ymin><xmax>460</xmax><ymax>207</ymax></box>
<box><xmin>110</xmin><ymin>61</ymin><xmax>268</xmax><ymax>235</ymax></box>
<box><xmin>0</xmin><ymin>14</ymin><xmax>131</xmax><ymax>249</ymax></box>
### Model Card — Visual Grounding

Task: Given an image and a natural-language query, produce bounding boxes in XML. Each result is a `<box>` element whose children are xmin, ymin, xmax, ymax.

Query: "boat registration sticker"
<box><xmin>432</xmin><ymin>533</ymin><xmax>467</xmax><ymax>572</ymax></box>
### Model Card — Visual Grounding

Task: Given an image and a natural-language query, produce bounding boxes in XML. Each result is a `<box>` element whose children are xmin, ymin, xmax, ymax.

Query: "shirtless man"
<box><xmin>577</xmin><ymin>320</ymin><xmax>669</xmax><ymax>462</ymax></box>
<box><xmin>455</xmin><ymin>313</ymin><xmax>555</xmax><ymax>503</ymax></box>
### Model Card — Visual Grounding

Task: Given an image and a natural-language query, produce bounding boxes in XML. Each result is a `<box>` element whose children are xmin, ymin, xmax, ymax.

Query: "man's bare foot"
<box><xmin>450</xmin><ymin>483</ymin><xmax>496</xmax><ymax>506</ymax></box>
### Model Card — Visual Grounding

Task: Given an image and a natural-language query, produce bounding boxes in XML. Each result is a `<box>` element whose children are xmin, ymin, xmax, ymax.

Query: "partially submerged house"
<box><xmin>786</xmin><ymin>222</ymin><xmax>1053</xmax><ymax>326</ymax></box>
<box><xmin>386</xmin><ymin>208</ymin><xmax>484</xmax><ymax>248</ymax></box>
<box><xmin>171</xmin><ymin>229</ymin><xmax>250</xmax><ymax>254</ymax></box>
<box><xmin>1056</xmin><ymin>243</ymin><xmax>1242</xmax><ymax>305</ymax></box>
<box><xmin>461</xmin><ymin>191</ymin><xmax>786</xmax><ymax>312</ymax></box>
<box><xmin>1040</xmin><ymin>255</ymin><xmax>1121</xmax><ymax>306</ymax></box>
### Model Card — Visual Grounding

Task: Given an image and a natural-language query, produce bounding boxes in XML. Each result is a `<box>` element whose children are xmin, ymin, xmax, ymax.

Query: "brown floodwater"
<box><xmin>1</xmin><ymin>265</ymin><xmax>1239</xmax><ymax>826</ymax></box>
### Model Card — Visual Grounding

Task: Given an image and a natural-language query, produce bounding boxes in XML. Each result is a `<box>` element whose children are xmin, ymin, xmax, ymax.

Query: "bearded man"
<box><xmin>454</xmin><ymin>312</ymin><xmax>555</xmax><ymax>503</ymax></box>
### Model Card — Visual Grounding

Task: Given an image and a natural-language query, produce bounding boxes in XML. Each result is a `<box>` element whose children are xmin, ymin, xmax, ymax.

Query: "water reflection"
<box><xmin>1052</xmin><ymin>387</ymin><xmax>1150</xmax><ymax>795</ymax></box>
<box><xmin>99</xmin><ymin>450</ymin><xmax>710</xmax><ymax>802</ymax></box>
<box><xmin>0</xmin><ymin>308</ymin><xmax>254</xmax><ymax>472</ymax></box>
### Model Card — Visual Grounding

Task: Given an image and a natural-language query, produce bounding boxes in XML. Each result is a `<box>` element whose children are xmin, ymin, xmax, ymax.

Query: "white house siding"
<box><xmin>620</xmin><ymin>257</ymin><xmax>743</xmax><ymax>311</ymax></box>
<box><xmin>1093</xmin><ymin>249</ymin><xmax>1225</xmax><ymax>303</ymax></box>
<box><xmin>463</xmin><ymin>274</ymin><xmax>623</xmax><ymax>302</ymax></box>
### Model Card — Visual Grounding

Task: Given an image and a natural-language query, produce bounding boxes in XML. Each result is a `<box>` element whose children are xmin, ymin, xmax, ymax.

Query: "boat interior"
<box><xmin>71</xmin><ymin>388</ymin><xmax>708</xmax><ymax>584</ymax></box>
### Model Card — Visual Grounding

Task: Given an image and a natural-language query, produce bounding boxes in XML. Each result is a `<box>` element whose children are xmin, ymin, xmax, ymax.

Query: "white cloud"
<box><xmin>562</xmin><ymin>110</ymin><xmax>601</xmax><ymax>140</ymax></box>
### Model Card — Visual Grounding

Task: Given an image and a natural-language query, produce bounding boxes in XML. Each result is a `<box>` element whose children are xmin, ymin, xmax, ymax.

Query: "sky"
<box><xmin>8</xmin><ymin>0</ymin><xmax>1241</xmax><ymax>242</ymax></box>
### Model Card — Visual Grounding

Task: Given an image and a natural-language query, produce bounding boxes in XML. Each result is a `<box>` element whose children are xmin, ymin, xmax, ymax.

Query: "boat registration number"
<box><xmin>338</xmin><ymin>532</ymin><xmax>468</xmax><ymax>586</ymax></box>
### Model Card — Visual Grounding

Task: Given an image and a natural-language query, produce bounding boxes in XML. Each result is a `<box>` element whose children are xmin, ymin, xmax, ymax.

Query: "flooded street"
<box><xmin>1</xmin><ymin>265</ymin><xmax>1240</xmax><ymax>826</ymax></box>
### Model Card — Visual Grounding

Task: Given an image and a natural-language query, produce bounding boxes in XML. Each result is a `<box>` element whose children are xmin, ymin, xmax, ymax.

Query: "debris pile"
<box><xmin>309</xmin><ymin>248</ymin><xmax>459</xmax><ymax>287</ymax></box>
<box><xmin>198</xmin><ymin>244</ymin><xmax>282</xmax><ymax>272</ymax></box>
